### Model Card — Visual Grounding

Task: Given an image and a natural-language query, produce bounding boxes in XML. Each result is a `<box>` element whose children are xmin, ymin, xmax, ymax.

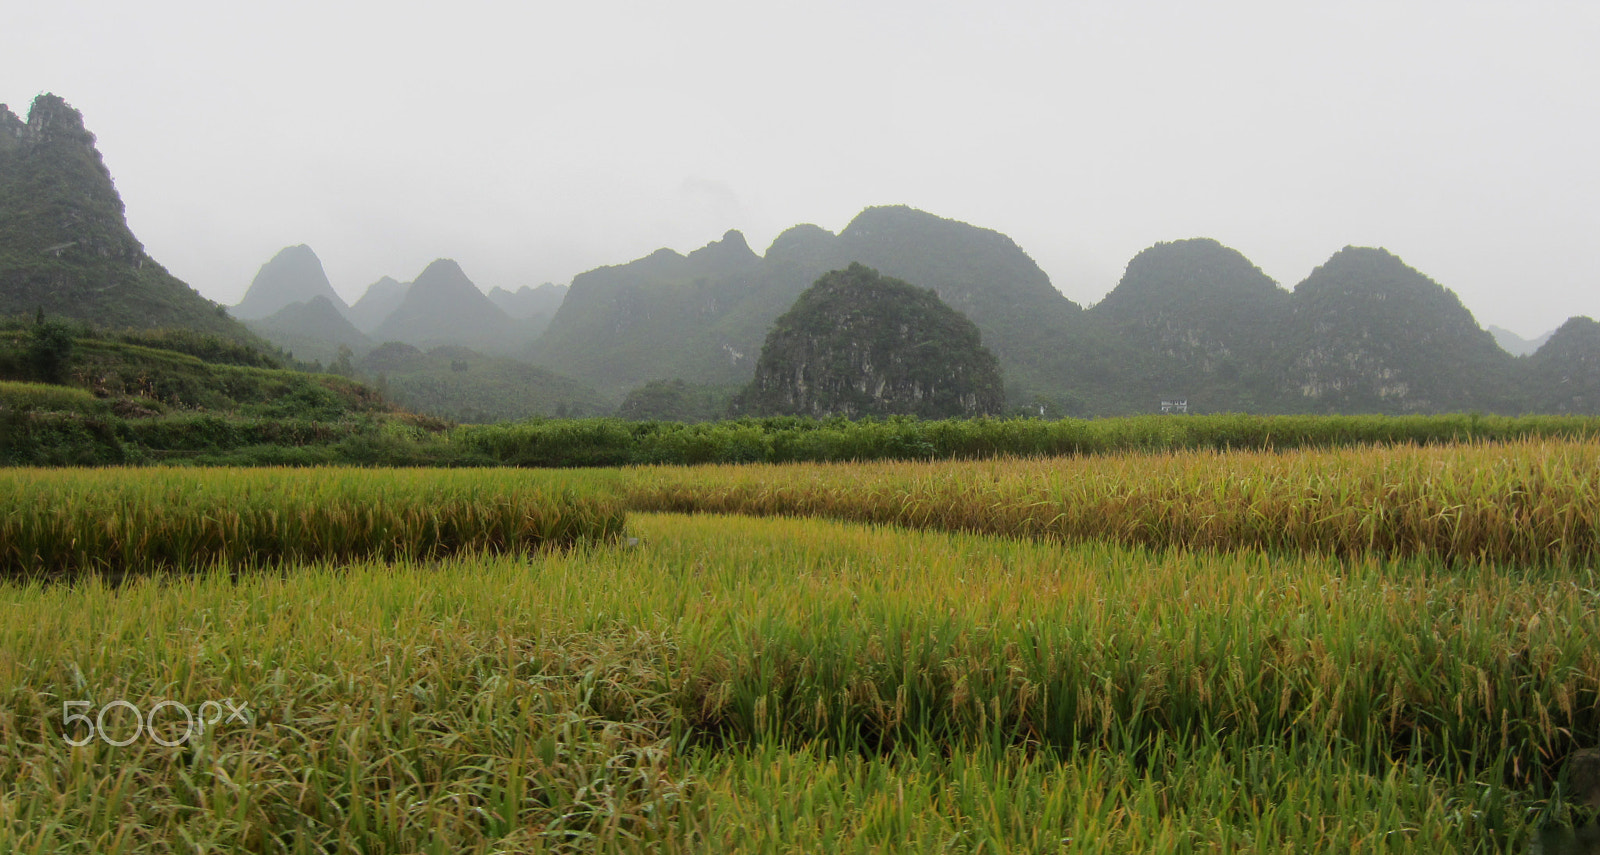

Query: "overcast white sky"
<box><xmin>7</xmin><ymin>0</ymin><xmax>1596</xmax><ymax>337</ymax></box>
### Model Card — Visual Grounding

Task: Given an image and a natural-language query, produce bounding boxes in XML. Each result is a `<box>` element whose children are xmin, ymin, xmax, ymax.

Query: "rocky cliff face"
<box><xmin>1526</xmin><ymin>316</ymin><xmax>1600</xmax><ymax>414</ymax></box>
<box><xmin>742</xmin><ymin>264</ymin><xmax>1004</xmax><ymax>419</ymax></box>
<box><xmin>1283</xmin><ymin>247</ymin><xmax>1520</xmax><ymax>413</ymax></box>
<box><xmin>0</xmin><ymin>94</ymin><xmax>256</xmax><ymax>341</ymax></box>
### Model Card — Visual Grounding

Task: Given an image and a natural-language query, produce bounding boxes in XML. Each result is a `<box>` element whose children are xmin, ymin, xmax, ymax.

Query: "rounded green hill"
<box><xmin>742</xmin><ymin>263</ymin><xmax>1004</xmax><ymax>419</ymax></box>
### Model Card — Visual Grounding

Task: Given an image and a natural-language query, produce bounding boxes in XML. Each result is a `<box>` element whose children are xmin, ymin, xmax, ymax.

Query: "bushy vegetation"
<box><xmin>0</xmin><ymin>323</ymin><xmax>477</xmax><ymax>466</ymax></box>
<box><xmin>456</xmin><ymin>412</ymin><xmax>1599</xmax><ymax>468</ymax></box>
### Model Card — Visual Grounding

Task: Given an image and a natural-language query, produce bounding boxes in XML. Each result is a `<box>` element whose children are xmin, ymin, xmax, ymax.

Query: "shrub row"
<box><xmin>459</xmin><ymin>412</ymin><xmax>1600</xmax><ymax>468</ymax></box>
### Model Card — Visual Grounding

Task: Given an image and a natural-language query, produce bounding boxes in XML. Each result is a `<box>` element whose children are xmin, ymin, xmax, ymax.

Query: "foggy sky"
<box><xmin>7</xmin><ymin>0</ymin><xmax>1597</xmax><ymax>338</ymax></box>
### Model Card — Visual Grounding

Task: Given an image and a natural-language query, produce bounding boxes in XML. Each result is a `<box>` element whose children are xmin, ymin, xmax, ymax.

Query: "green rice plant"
<box><xmin>688</xmin><ymin>738</ymin><xmax>1528</xmax><ymax>853</ymax></box>
<box><xmin>0</xmin><ymin>467</ymin><xmax>627</xmax><ymax>581</ymax></box>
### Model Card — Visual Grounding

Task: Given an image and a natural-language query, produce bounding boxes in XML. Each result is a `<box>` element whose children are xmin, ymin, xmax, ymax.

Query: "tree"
<box><xmin>28</xmin><ymin>317</ymin><xmax>76</xmax><ymax>384</ymax></box>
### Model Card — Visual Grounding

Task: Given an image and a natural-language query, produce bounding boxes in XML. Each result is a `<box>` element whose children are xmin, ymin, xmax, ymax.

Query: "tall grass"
<box><xmin>616</xmin><ymin>437</ymin><xmax>1600</xmax><ymax>567</ymax></box>
<box><xmin>0</xmin><ymin>467</ymin><xmax>626</xmax><ymax>581</ymax></box>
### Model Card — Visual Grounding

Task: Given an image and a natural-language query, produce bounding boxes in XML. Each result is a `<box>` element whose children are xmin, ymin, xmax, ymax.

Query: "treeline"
<box><xmin>6</xmin><ymin>383</ymin><xmax>1599</xmax><ymax>468</ymax></box>
<box><xmin>453</xmin><ymin>412</ymin><xmax>1600</xmax><ymax>467</ymax></box>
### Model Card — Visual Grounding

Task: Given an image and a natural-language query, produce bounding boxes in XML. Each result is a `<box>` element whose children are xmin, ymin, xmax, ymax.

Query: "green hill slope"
<box><xmin>1283</xmin><ymin>247</ymin><xmax>1521</xmax><ymax>414</ymax></box>
<box><xmin>1089</xmin><ymin>238</ymin><xmax>1292</xmax><ymax>412</ymax></box>
<box><xmin>245</xmin><ymin>296</ymin><xmax>373</xmax><ymax>365</ymax></box>
<box><xmin>0</xmin><ymin>95</ymin><xmax>258</xmax><ymax>342</ymax></box>
<box><xmin>0</xmin><ymin>319</ymin><xmax>460</xmax><ymax>465</ymax></box>
<box><xmin>1526</xmin><ymin>316</ymin><xmax>1600</xmax><ymax>414</ymax></box>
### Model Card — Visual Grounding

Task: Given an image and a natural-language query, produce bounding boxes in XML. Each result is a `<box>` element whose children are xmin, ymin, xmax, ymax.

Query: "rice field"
<box><xmin>616</xmin><ymin>437</ymin><xmax>1600</xmax><ymax>567</ymax></box>
<box><xmin>0</xmin><ymin>468</ymin><xmax>626</xmax><ymax>581</ymax></box>
<box><xmin>2</xmin><ymin>438</ymin><xmax>1598</xmax><ymax>852</ymax></box>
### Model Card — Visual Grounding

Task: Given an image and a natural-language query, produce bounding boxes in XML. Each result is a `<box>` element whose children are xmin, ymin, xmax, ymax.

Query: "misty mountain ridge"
<box><xmin>1524</xmin><ymin>316</ymin><xmax>1600</xmax><ymax>414</ymax></box>
<box><xmin>528</xmin><ymin>207</ymin><xmax>1105</xmax><ymax>406</ymax></box>
<box><xmin>347</xmin><ymin>276</ymin><xmax>409</xmax><ymax>334</ymax></box>
<box><xmin>488</xmin><ymin>282</ymin><xmax>567</xmax><ymax>338</ymax></box>
<box><xmin>488</xmin><ymin>283</ymin><xmax>568</xmax><ymax>321</ymax></box>
<box><xmin>1488</xmin><ymin>324</ymin><xmax>1556</xmax><ymax>357</ymax></box>
<box><xmin>1088</xmin><ymin>238</ymin><xmax>1292</xmax><ymax>412</ymax></box>
<box><xmin>1282</xmin><ymin>246</ymin><xmax>1522</xmax><ymax>413</ymax></box>
<box><xmin>370</xmin><ymin>259</ymin><xmax>534</xmax><ymax>355</ymax></box>
<box><xmin>233</xmin><ymin>244</ymin><xmax>345</xmax><ymax>320</ymax></box>
<box><xmin>244</xmin><ymin>295</ymin><xmax>371</xmax><ymax>366</ymax></box>
<box><xmin>234</xmin><ymin>247</ymin><xmax>542</xmax><ymax>354</ymax></box>
<box><xmin>522</xmin><ymin>212</ymin><xmax>1596</xmax><ymax>416</ymax></box>
<box><xmin>11</xmin><ymin>94</ymin><xmax>1591</xmax><ymax>419</ymax></box>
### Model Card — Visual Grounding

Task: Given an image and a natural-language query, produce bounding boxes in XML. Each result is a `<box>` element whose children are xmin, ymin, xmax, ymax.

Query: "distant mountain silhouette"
<box><xmin>0</xmin><ymin>95</ymin><xmax>258</xmax><ymax>341</ymax></box>
<box><xmin>488</xmin><ymin>282</ymin><xmax>567</xmax><ymax>339</ymax></box>
<box><xmin>245</xmin><ymin>295</ymin><xmax>371</xmax><ymax>365</ymax></box>
<box><xmin>529</xmin><ymin>207</ymin><xmax>1106</xmax><ymax>408</ymax></box>
<box><xmin>346</xmin><ymin>276</ymin><xmax>409</xmax><ymax>334</ymax></box>
<box><xmin>234</xmin><ymin>245</ymin><xmax>345</xmax><ymax>320</ymax></box>
<box><xmin>741</xmin><ymin>263</ymin><xmax>1004</xmax><ymax>418</ymax></box>
<box><xmin>528</xmin><ymin>229</ymin><xmax>765</xmax><ymax>394</ymax></box>
<box><xmin>528</xmin><ymin>207</ymin><xmax>1597</xmax><ymax>416</ymax></box>
<box><xmin>8</xmin><ymin>99</ymin><xmax>1586</xmax><ymax>420</ymax></box>
<box><xmin>371</xmin><ymin>260</ymin><xmax>528</xmax><ymax>354</ymax></box>
<box><xmin>489</xmin><ymin>283</ymin><xmax>567</xmax><ymax>319</ymax></box>
<box><xmin>1488</xmin><ymin>324</ymin><xmax>1556</xmax><ymax>357</ymax></box>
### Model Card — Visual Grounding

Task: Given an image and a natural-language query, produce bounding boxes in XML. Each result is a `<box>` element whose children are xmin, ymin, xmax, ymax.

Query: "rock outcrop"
<box><xmin>741</xmin><ymin>263</ymin><xmax>1004</xmax><ymax>418</ymax></box>
<box><xmin>0</xmin><ymin>94</ymin><xmax>257</xmax><ymax>341</ymax></box>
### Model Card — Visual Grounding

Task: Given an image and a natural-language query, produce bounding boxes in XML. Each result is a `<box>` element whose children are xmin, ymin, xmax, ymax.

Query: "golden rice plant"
<box><xmin>616</xmin><ymin>438</ymin><xmax>1600</xmax><ymax>566</ymax></box>
<box><xmin>0</xmin><ymin>467</ymin><xmax>627</xmax><ymax>581</ymax></box>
